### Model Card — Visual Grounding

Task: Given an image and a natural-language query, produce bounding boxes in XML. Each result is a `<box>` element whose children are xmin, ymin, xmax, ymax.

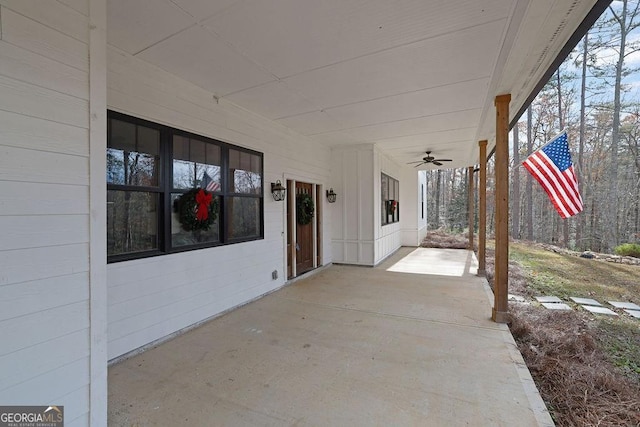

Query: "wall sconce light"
<box><xmin>326</xmin><ymin>188</ymin><xmax>337</xmax><ymax>203</ymax></box>
<box><xmin>271</xmin><ymin>180</ymin><xmax>286</xmax><ymax>201</ymax></box>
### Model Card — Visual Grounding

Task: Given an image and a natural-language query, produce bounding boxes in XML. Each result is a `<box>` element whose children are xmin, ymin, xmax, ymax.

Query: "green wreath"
<box><xmin>296</xmin><ymin>193</ymin><xmax>315</xmax><ymax>225</ymax></box>
<box><xmin>174</xmin><ymin>188</ymin><xmax>219</xmax><ymax>232</ymax></box>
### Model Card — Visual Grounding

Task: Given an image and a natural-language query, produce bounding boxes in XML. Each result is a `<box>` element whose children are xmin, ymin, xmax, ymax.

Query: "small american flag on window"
<box><xmin>202</xmin><ymin>171</ymin><xmax>220</xmax><ymax>192</ymax></box>
<box><xmin>522</xmin><ymin>130</ymin><xmax>583</xmax><ymax>218</ymax></box>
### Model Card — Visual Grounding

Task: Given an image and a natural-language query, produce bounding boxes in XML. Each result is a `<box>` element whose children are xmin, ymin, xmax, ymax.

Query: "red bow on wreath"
<box><xmin>195</xmin><ymin>189</ymin><xmax>212</xmax><ymax>221</ymax></box>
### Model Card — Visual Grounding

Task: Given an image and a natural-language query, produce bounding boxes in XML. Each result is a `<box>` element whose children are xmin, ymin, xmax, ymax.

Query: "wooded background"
<box><xmin>427</xmin><ymin>0</ymin><xmax>640</xmax><ymax>253</ymax></box>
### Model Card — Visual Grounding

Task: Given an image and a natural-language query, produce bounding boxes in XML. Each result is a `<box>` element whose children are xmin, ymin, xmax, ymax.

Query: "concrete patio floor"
<box><xmin>108</xmin><ymin>247</ymin><xmax>553</xmax><ymax>426</ymax></box>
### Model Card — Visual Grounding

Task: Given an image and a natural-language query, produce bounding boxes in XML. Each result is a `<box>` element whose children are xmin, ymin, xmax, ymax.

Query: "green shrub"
<box><xmin>614</xmin><ymin>243</ymin><xmax>640</xmax><ymax>258</ymax></box>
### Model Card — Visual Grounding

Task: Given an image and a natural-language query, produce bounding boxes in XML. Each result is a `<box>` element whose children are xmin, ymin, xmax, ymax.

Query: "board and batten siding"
<box><xmin>399</xmin><ymin>168</ymin><xmax>428</xmax><ymax>247</ymax></box>
<box><xmin>330</xmin><ymin>145</ymin><xmax>376</xmax><ymax>265</ymax></box>
<box><xmin>0</xmin><ymin>0</ymin><xmax>107</xmax><ymax>425</ymax></box>
<box><xmin>330</xmin><ymin>145</ymin><xmax>402</xmax><ymax>266</ymax></box>
<box><xmin>106</xmin><ymin>46</ymin><xmax>332</xmax><ymax>360</ymax></box>
<box><xmin>374</xmin><ymin>148</ymin><xmax>402</xmax><ymax>265</ymax></box>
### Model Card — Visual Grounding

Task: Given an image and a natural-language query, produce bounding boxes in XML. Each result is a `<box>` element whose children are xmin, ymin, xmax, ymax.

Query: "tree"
<box><xmin>526</xmin><ymin>107</ymin><xmax>533</xmax><ymax>240</ymax></box>
<box><xmin>512</xmin><ymin>123</ymin><xmax>521</xmax><ymax>239</ymax></box>
<box><xmin>592</xmin><ymin>0</ymin><xmax>640</xmax><ymax>249</ymax></box>
<box><xmin>575</xmin><ymin>31</ymin><xmax>589</xmax><ymax>250</ymax></box>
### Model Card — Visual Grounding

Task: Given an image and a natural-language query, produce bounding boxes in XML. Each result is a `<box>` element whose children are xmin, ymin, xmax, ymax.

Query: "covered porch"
<box><xmin>0</xmin><ymin>0</ymin><xmax>611</xmax><ymax>424</ymax></box>
<box><xmin>108</xmin><ymin>247</ymin><xmax>551</xmax><ymax>426</ymax></box>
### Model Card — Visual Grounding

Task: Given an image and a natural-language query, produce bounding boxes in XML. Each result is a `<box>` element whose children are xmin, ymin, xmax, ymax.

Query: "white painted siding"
<box><xmin>106</xmin><ymin>46</ymin><xmax>332</xmax><ymax>359</ymax></box>
<box><xmin>399</xmin><ymin>168</ymin><xmax>428</xmax><ymax>247</ymax></box>
<box><xmin>374</xmin><ymin>148</ymin><xmax>402</xmax><ymax>265</ymax></box>
<box><xmin>330</xmin><ymin>144</ymin><xmax>402</xmax><ymax>265</ymax></box>
<box><xmin>330</xmin><ymin>145</ymin><xmax>376</xmax><ymax>265</ymax></box>
<box><xmin>418</xmin><ymin>170</ymin><xmax>428</xmax><ymax>243</ymax></box>
<box><xmin>0</xmin><ymin>1</ymin><xmax>95</xmax><ymax>425</ymax></box>
<box><xmin>330</xmin><ymin>144</ymin><xmax>400</xmax><ymax>265</ymax></box>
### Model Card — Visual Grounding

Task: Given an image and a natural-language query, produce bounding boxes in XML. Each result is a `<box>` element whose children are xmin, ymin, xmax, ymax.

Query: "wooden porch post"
<box><xmin>493</xmin><ymin>94</ymin><xmax>511</xmax><ymax>323</ymax></box>
<box><xmin>478</xmin><ymin>140</ymin><xmax>487</xmax><ymax>276</ymax></box>
<box><xmin>467</xmin><ymin>166</ymin><xmax>474</xmax><ymax>250</ymax></box>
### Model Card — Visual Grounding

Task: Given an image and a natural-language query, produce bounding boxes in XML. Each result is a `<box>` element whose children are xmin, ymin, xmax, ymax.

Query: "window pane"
<box><xmin>389</xmin><ymin>177</ymin><xmax>396</xmax><ymax>200</ymax></box>
<box><xmin>138</xmin><ymin>126</ymin><xmax>159</xmax><ymax>157</ymax></box>
<box><xmin>173</xmin><ymin>159</ymin><xmax>195</xmax><ymax>189</ymax></box>
<box><xmin>107</xmin><ymin>190</ymin><xmax>158</xmax><ymax>256</ymax></box>
<box><xmin>107</xmin><ymin>148</ymin><xmax>125</xmax><ymax>184</ymax></box>
<box><xmin>111</xmin><ymin>119</ymin><xmax>135</xmax><ymax>153</ymax></box>
<box><xmin>196</xmin><ymin>164</ymin><xmax>221</xmax><ymax>192</ymax></box>
<box><xmin>381</xmin><ymin>174</ymin><xmax>388</xmax><ymax>200</ymax></box>
<box><xmin>394</xmin><ymin>179</ymin><xmax>399</xmax><ymax>222</ymax></box>
<box><xmin>228</xmin><ymin>197</ymin><xmax>261</xmax><ymax>239</ymax></box>
<box><xmin>108</xmin><ymin>119</ymin><xmax>160</xmax><ymax>186</ymax></box>
<box><xmin>206</xmin><ymin>143</ymin><xmax>221</xmax><ymax>165</ymax></box>
<box><xmin>381</xmin><ymin>174</ymin><xmax>388</xmax><ymax>225</ymax></box>
<box><xmin>171</xmin><ymin>193</ymin><xmax>220</xmax><ymax>247</ymax></box>
<box><xmin>190</xmin><ymin>139</ymin><xmax>206</xmax><ymax>165</ymax></box>
<box><xmin>173</xmin><ymin>136</ymin><xmax>221</xmax><ymax>190</ymax></box>
<box><xmin>172</xmin><ymin>135</ymin><xmax>190</xmax><ymax>161</ymax></box>
<box><xmin>229</xmin><ymin>149</ymin><xmax>262</xmax><ymax>194</ymax></box>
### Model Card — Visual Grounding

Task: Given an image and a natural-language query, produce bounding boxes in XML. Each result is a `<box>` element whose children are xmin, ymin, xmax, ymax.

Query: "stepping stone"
<box><xmin>508</xmin><ymin>294</ymin><xmax>525</xmax><ymax>302</ymax></box>
<box><xmin>624</xmin><ymin>310</ymin><xmax>640</xmax><ymax>319</ymax></box>
<box><xmin>570</xmin><ymin>297</ymin><xmax>602</xmax><ymax>306</ymax></box>
<box><xmin>541</xmin><ymin>302</ymin><xmax>572</xmax><ymax>310</ymax></box>
<box><xmin>608</xmin><ymin>301</ymin><xmax>640</xmax><ymax>310</ymax></box>
<box><xmin>536</xmin><ymin>296</ymin><xmax>563</xmax><ymax>303</ymax></box>
<box><xmin>582</xmin><ymin>305</ymin><xmax>618</xmax><ymax>316</ymax></box>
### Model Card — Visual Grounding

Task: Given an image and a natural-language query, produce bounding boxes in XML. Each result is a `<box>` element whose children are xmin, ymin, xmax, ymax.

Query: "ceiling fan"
<box><xmin>407</xmin><ymin>151</ymin><xmax>453</xmax><ymax>167</ymax></box>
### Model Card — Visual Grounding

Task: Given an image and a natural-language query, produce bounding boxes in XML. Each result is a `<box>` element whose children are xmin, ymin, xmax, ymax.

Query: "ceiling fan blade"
<box><xmin>432</xmin><ymin>161</ymin><xmax>443</xmax><ymax>166</ymax></box>
<box><xmin>434</xmin><ymin>159</ymin><xmax>452</xmax><ymax>162</ymax></box>
<box><xmin>413</xmin><ymin>162</ymin><xmax>425</xmax><ymax>168</ymax></box>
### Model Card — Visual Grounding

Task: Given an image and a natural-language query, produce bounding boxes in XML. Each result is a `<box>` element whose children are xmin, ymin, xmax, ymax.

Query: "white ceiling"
<box><xmin>107</xmin><ymin>0</ymin><xmax>599</xmax><ymax>169</ymax></box>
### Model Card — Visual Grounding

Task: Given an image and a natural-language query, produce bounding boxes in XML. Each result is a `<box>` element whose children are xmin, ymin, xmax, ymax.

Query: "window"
<box><xmin>107</xmin><ymin>111</ymin><xmax>264</xmax><ymax>262</ymax></box>
<box><xmin>381</xmin><ymin>172</ymin><xmax>399</xmax><ymax>225</ymax></box>
<box><xmin>421</xmin><ymin>184</ymin><xmax>425</xmax><ymax>219</ymax></box>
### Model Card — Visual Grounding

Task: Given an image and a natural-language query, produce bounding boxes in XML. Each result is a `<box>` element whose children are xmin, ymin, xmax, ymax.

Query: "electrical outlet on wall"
<box><xmin>272</xmin><ymin>270</ymin><xmax>278</xmax><ymax>280</ymax></box>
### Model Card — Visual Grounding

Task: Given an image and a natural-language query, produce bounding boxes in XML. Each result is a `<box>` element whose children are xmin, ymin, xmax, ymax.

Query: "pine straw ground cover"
<box><xmin>421</xmin><ymin>231</ymin><xmax>640</xmax><ymax>426</ymax></box>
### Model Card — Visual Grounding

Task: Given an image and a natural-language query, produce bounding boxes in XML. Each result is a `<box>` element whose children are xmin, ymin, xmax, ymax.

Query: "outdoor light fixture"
<box><xmin>271</xmin><ymin>180</ymin><xmax>286</xmax><ymax>201</ymax></box>
<box><xmin>326</xmin><ymin>188</ymin><xmax>337</xmax><ymax>203</ymax></box>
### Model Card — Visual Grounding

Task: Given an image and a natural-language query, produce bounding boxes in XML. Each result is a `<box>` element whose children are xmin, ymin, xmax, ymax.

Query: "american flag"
<box><xmin>522</xmin><ymin>131</ymin><xmax>583</xmax><ymax>218</ymax></box>
<box><xmin>202</xmin><ymin>171</ymin><xmax>220</xmax><ymax>192</ymax></box>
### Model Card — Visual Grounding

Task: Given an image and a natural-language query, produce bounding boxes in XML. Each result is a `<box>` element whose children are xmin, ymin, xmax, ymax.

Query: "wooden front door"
<box><xmin>295</xmin><ymin>182</ymin><xmax>314</xmax><ymax>275</ymax></box>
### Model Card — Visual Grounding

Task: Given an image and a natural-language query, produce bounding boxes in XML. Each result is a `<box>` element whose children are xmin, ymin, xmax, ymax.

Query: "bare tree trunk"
<box><xmin>526</xmin><ymin>107</ymin><xmax>534</xmax><ymax>240</ymax></box>
<box><xmin>556</xmin><ymin>70</ymin><xmax>570</xmax><ymax>247</ymax></box>
<box><xmin>576</xmin><ymin>32</ymin><xmax>588</xmax><ymax>250</ymax></box>
<box><xmin>636</xmin><ymin>179</ymin><xmax>640</xmax><ymax>237</ymax></box>
<box><xmin>608</xmin><ymin>0</ymin><xmax>630</xmax><ymax>251</ymax></box>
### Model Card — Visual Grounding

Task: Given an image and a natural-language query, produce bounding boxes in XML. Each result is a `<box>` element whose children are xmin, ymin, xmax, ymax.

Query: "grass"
<box><xmin>508</xmin><ymin>241</ymin><xmax>640</xmax><ymax>425</ymax></box>
<box><xmin>595</xmin><ymin>318</ymin><xmax>640</xmax><ymax>378</ymax></box>
<box><xmin>510</xmin><ymin>242</ymin><xmax>640</xmax><ymax>303</ymax></box>
<box><xmin>422</xmin><ymin>231</ymin><xmax>640</xmax><ymax>426</ymax></box>
<box><xmin>509</xmin><ymin>241</ymin><xmax>640</xmax><ymax>382</ymax></box>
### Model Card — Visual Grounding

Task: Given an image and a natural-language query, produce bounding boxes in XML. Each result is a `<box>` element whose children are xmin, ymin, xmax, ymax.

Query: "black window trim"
<box><xmin>107</xmin><ymin>110</ymin><xmax>264</xmax><ymax>263</ymax></box>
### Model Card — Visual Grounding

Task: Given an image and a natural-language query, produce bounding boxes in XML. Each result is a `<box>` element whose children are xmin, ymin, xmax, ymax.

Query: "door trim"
<box><xmin>286</xmin><ymin>179</ymin><xmax>323</xmax><ymax>278</ymax></box>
